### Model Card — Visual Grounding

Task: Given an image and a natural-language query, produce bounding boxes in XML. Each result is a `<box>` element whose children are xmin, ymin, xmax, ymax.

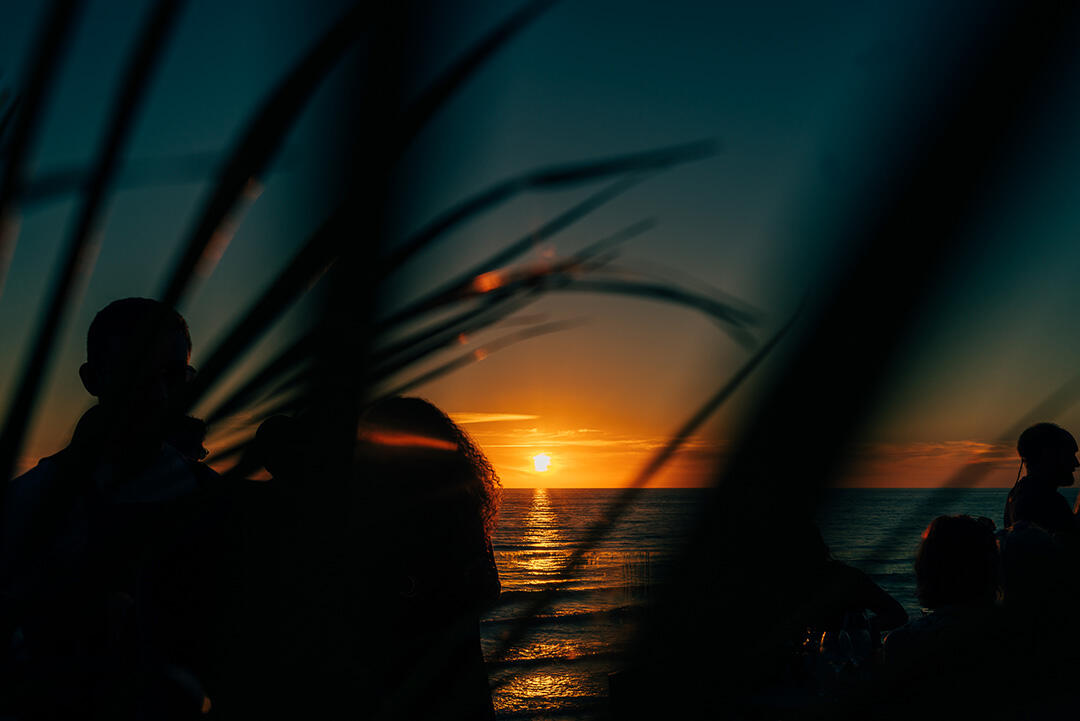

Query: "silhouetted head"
<box><xmin>253</xmin><ymin>415</ymin><xmax>306</xmax><ymax>481</ymax></box>
<box><xmin>1017</xmin><ymin>423</ymin><xmax>1079</xmax><ymax>486</ymax></box>
<box><xmin>79</xmin><ymin>298</ymin><xmax>193</xmax><ymax>443</ymax></box>
<box><xmin>358</xmin><ymin>396</ymin><xmax>500</xmax><ymax>539</ymax></box>
<box><xmin>915</xmin><ymin>515</ymin><xmax>999</xmax><ymax>609</ymax></box>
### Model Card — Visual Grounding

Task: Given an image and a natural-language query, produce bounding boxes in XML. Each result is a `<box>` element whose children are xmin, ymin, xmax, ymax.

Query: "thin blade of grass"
<box><xmin>368</xmin><ymin>296</ymin><xmax>533</xmax><ymax>385</ymax></box>
<box><xmin>250</xmin><ymin>366</ymin><xmax>310</xmax><ymax>415</ymax></box>
<box><xmin>369</xmin><ymin>220</ymin><xmax>655</xmax><ymax>380</ymax></box>
<box><xmin>203</xmin><ymin>220</ymin><xmax>654</xmax><ymax>429</ymax></box>
<box><xmin>437</xmin><ymin>270</ymin><xmax>761</xmax><ymax>348</ymax></box>
<box><xmin>205</xmin><ymin>365</ymin><xmax>311</xmax><ymax>431</ymax></box>
<box><xmin>374</xmin><ymin>264</ymin><xmax>761</xmax><ymax>379</ymax></box>
<box><xmin>381</xmin><ymin>140</ymin><xmax>714</xmax><ymax>274</ymax></box>
<box><xmin>484</xmin><ymin>303</ymin><xmax>802</xmax><ymax>676</ymax></box>
<box><xmin>253</xmin><ymin>247</ymin><xmax>759</xmax><ymax>428</ymax></box>
<box><xmin>0</xmin><ymin>94</ymin><xmax>21</xmax><ymax>151</ymax></box>
<box><xmin>158</xmin><ymin>1</ymin><xmax>366</xmax><ymax>308</ymax></box>
<box><xmin>371</xmin><ymin>319</ymin><xmax>587</xmax><ymax>402</ymax></box>
<box><xmin>581</xmin><ymin>258</ymin><xmax>765</xmax><ymax>325</ymax></box>
<box><xmin>22</xmin><ymin>150</ymin><xmax>224</xmax><ymax>206</ymax></box>
<box><xmin>0</xmin><ymin>0</ymin><xmax>182</xmax><ymax>487</ymax></box>
<box><xmin>180</xmin><ymin>222</ymin><xmax>337</xmax><ymax>411</ymax></box>
<box><xmin>202</xmin><ymin>331</ymin><xmax>315</xmax><ymax>428</ymax></box>
<box><xmin>1002</xmin><ymin>372</ymin><xmax>1080</xmax><ymax>441</ymax></box>
<box><xmin>185</xmin><ymin>173</ymin><xmax>641</xmax><ymax>413</ymax></box>
<box><xmin>391</xmin><ymin>0</ymin><xmax>558</xmax><ymax>159</ymax></box>
<box><xmin>206</xmin><ymin>392</ymin><xmax>309</xmax><ymax>469</ymax></box>
<box><xmin>163</xmin><ymin>0</ymin><xmax>558</xmax><ymax>309</ymax></box>
<box><xmin>180</xmin><ymin>0</ymin><xmax>560</xmax><ymax>411</ymax></box>
<box><xmin>250</xmin><ymin>393</ymin><xmax>307</xmax><ymax>428</ymax></box>
<box><xmin>561</xmin><ymin>278</ymin><xmax>759</xmax><ymax>348</ymax></box>
<box><xmin>0</xmin><ymin>0</ymin><xmax>81</xmax><ymax>300</ymax></box>
<box><xmin>376</xmin><ymin>176</ymin><xmax>645</xmax><ymax>332</ymax></box>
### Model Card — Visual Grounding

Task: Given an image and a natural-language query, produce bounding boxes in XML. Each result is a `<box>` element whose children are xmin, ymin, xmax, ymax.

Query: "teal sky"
<box><xmin>3</xmin><ymin>0</ymin><xmax>1080</xmax><ymax>487</ymax></box>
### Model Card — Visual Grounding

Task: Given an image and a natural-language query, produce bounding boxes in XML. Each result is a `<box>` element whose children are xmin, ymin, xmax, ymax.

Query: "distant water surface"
<box><xmin>484</xmin><ymin>488</ymin><xmax>698</xmax><ymax>719</ymax></box>
<box><xmin>482</xmin><ymin>486</ymin><xmax>1074</xmax><ymax>719</ymax></box>
<box><xmin>816</xmin><ymin>487</ymin><xmax>1080</xmax><ymax>618</ymax></box>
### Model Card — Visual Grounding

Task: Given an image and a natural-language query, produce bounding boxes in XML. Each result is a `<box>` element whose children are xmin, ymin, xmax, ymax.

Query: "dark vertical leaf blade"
<box><xmin>0</xmin><ymin>0</ymin><xmax>182</xmax><ymax>487</ymax></box>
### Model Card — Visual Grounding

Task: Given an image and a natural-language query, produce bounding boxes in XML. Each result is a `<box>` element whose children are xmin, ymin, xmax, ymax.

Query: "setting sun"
<box><xmin>532</xmin><ymin>453</ymin><xmax>552</xmax><ymax>472</ymax></box>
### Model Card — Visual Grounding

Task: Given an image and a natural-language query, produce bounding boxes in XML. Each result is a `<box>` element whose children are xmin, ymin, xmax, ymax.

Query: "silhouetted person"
<box><xmin>999</xmin><ymin>521</ymin><xmax>1074</xmax><ymax>645</ymax></box>
<box><xmin>358</xmin><ymin>396</ymin><xmax>501</xmax><ymax>721</ymax></box>
<box><xmin>999</xmin><ymin>521</ymin><xmax>1071</xmax><ymax>616</ymax></box>
<box><xmin>1003</xmin><ymin>422</ymin><xmax>1079</xmax><ymax>536</ymax></box>
<box><xmin>754</xmin><ymin>520</ymin><xmax>906</xmax><ymax>710</ymax></box>
<box><xmin>996</xmin><ymin>522</ymin><xmax>1080</xmax><ymax>716</ymax></box>
<box><xmin>611</xmin><ymin>515</ymin><xmax>906</xmax><ymax>720</ymax></box>
<box><xmin>797</xmin><ymin>523</ymin><xmax>908</xmax><ymax>646</ymax></box>
<box><xmin>879</xmin><ymin>515</ymin><xmax>1006</xmax><ymax>719</ymax></box>
<box><xmin>0</xmin><ymin>298</ymin><xmax>221</xmax><ymax>719</ymax></box>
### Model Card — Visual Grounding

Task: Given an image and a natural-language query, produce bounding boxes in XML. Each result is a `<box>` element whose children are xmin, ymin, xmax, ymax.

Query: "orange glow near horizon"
<box><xmin>192</xmin><ymin>410</ymin><xmax>1030</xmax><ymax>491</ymax></box>
<box><xmin>448</xmin><ymin>413</ymin><xmax>725</xmax><ymax>488</ymax></box>
<box><xmin>445</xmin><ymin>410</ymin><xmax>1030</xmax><ymax>489</ymax></box>
<box><xmin>187</xmin><ymin>407</ymin><xmax>1030</xmax><ymax>490</ymax></box>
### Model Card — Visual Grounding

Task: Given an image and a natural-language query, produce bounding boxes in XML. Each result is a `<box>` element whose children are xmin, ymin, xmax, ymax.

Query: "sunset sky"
<box><xmin>3</xmin><ymin>1</ymin><xmax>1080</xmax><ymax>488</ymax></box>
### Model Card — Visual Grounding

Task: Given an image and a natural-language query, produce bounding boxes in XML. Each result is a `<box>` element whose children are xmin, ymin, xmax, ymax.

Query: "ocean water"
<box><xmin>482</xmin><ymin>486</ymin><xmax>1080</xmax><ymax>719</ymax></box>
<box><xmin>816</xmin><ymin>487</ymin><xmax>1079</xmax><ymax>619</ymax></box>
<box><xmin>483</xmin><ymin>488</ymin><xmax>698</xmax><ymax>719</ymax></box>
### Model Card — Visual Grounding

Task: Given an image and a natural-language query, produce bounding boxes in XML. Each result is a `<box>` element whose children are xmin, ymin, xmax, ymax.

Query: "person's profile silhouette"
<box><xmin>1003</xmin><ymin>422</ymin><xmax>1080</xmax><ymax>535</ymax></box>
<box><xmin>0</xmin><ymin>297</ymin><xmax>220</xmax><ymax>718</ymax></box>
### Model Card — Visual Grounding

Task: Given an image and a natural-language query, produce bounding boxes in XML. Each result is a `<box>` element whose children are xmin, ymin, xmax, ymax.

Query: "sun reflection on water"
<box><xmin>520</xmin><ymin>487</ymin><xmax>566</xmax><ymax>576</ymax></box>
<box><xmin>491</xmin><ymin>667</ymin><xmax>607</xmax><ymax>716</ymax></box>
<box><xmin>487</xmin><ymin>489</ymin><xmax>654</xmax><ymax>717</ymax></box>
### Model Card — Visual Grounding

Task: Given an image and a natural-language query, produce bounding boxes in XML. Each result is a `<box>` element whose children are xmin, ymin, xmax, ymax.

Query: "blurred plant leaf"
<box><xmin>0</xmin><ymin>0</ymin><xmax>183</xmax><ymax>489</ymax></box>
<box><xmin>485</xmin><ymin>302</ymin><xmax>803</xmax><ymax>673</ymax></box>
<box><xmin>381</xmin><ymin>139</ymin><xmax>715</xmax><ymax>275</ymax></box>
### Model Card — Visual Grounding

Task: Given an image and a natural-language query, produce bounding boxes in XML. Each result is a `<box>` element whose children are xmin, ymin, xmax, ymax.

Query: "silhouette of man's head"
<box><xmin>1017</xmin><ymin>422</ymin><xmax>1079</xmax><ymax>486</ymax></box>
<box><xmin>915</xmin><ymin>515</ymin><xmax>998</xmax><ymax>609</ymax></box>
<box><xmin>79</xmin><ymin>298</ymin><xmax>193</xmax><ymax>440</ymax></box>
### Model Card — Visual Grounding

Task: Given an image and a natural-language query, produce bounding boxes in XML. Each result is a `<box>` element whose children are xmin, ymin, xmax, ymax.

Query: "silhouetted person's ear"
<box><xmin>79</xmin><ymin>362</ymin><xmax>101</xmax><ymax>397</ymax></box>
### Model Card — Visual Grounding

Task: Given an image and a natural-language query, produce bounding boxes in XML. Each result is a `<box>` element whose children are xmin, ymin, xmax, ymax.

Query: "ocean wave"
<box><xmin>487</xmin><ymin>650</ymin><xmax>622</xmax><ymax>673</ymax></box>
<box><xmin>493</xmin><ymin>587</ymin><xmax>632</xmax><ymax>603</ymax></box>
<box><xmin>494</xmin><ymin>696</ymin><xmax>606</xmax><ymax>720</ymax></box>
<box><xmin>483</xmin><ymin>604</ymin><xmax>640</xmax><ymax>628</ymax></box>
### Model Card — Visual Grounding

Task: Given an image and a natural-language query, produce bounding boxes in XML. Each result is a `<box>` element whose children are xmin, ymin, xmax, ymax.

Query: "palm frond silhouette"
<box><xmin>5</xmin><ymin>1</ymin><xmax>1079</xmax><ymax>719</ymax></box>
